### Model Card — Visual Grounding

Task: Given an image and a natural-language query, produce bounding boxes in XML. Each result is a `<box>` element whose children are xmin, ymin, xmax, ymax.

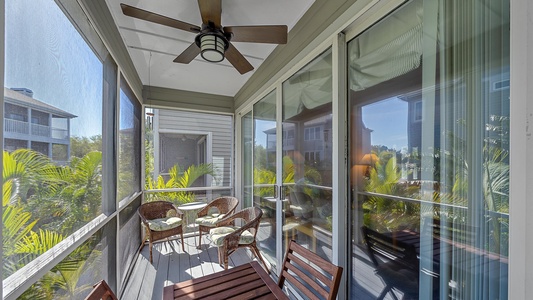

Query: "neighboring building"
<box><xmin>3</xmin><ymin>87</ymin><xmax>76</xmax><ymax>164</ymax></box>
<box><xmin>398</xmin><ymin>69</ymin><xmax>510</xmax><ymax>181</ymax></box>
<box><xmin>265</xmin><ymin>114</ymin><xmax>335</xmax><ymax>185</ymax></box>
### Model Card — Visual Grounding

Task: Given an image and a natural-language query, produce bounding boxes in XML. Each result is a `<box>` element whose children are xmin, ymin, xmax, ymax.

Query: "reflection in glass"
<box><xmin>253</xmin><ymin>90</ymin><xmax>278</xmax><ymax>272</ymax></box>
<box><xmin>282</xmin><ymin>48</ymin><xmax>333</xmax><ymax>262</ymax></box>
<box><xmin>349</xmin><ymin>0</ymin><xmax>509</xmax><ymax>298</ymax></box>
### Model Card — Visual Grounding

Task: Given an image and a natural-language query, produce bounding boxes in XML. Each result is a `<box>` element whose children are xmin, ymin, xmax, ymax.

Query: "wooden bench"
<box><xmin>84</xmin><ymin>280</ymin><xmax>117</xmax><ymax>300</ymax></box>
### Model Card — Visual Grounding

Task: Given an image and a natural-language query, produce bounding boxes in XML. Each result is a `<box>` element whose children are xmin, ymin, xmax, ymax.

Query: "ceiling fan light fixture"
<box><xmin>200</xmin><ymin>34</ymin><xmax>226</xmax><ymax>62</ymax></box>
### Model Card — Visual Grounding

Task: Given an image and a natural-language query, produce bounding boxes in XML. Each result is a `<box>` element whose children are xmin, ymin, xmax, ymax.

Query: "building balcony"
<box><xmin>31</xmin><ymin>123</ymin><xmax>50</xmax><ymax>137</ymax></box>
<box><xmin>4</xmin><ymin>118</ymin><xmax>69</xmax><ymax>140</ymax></box>
<box><xmin>4</xmin><ymin>118</ymin><xmax>29</xmax><ymax>135</ymax></box>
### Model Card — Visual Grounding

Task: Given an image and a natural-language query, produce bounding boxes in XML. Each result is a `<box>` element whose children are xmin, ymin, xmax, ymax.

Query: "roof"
<box><xmin>4</xmin><ymin>88</ymin><xmax>77</xmax><ymax>118</ymax></box>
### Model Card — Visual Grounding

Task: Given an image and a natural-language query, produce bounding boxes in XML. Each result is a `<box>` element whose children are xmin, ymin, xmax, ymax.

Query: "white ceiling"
<box><xmin>106</xmin><ymin>0</ymin><xmax>315</xmax><ymax>96</ymax></box>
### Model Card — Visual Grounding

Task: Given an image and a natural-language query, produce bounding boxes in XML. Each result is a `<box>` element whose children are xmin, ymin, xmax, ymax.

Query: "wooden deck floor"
<box><xmin>121</xmin><ymin>234</ymin><xmax>254</xmax><ymax>300</ymax></box>
<box><xmin>122</xmin><ymin>233</ymin><xmax>402</xmax><ymax>300</ymax></box>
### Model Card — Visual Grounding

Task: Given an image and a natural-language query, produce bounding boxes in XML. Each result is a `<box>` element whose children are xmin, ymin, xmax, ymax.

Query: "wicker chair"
<box><xmin>138</xmin><ymin>201</ymin><xmax>185</xmax><ymax>263</ymax></box>
<box><xmin>195</xmin><ymin>196</ymin><xmax>239</xmax><ymax>248</ymax></box>
<box><xmin>209</xmin><ymin>207</ymin><xmax>269</xmax><ymax>272</ymax></box>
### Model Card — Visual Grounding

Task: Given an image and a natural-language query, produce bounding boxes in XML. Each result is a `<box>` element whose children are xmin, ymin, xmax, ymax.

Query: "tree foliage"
<box><xmin>145</xmin><ymin>163</ymin><xmax>215</xmax><ymax>204</ymax></box>
<box><xmin>2</xmin><ymin>148</ymin><xmax>102</xmax><ymax>298</ymax></box>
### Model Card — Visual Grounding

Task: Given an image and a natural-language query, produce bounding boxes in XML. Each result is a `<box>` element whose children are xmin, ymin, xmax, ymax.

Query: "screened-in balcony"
<box><xmin>3</xmin><ymin>0</ymin><xmax>530</xmax><ymax>299</ymax></box>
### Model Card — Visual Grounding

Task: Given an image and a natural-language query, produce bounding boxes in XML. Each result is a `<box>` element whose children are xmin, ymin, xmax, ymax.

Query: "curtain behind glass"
<box><xmin>434</xmin><ymin>0</ymin><xmax>510</xmax><ymax>298</ymax></box>
<box><xmin>283</xmin><ymin>51</ymin><xmax>332</xmax><ymax>120</ymax></box>
<box><xmin>348</xmin><ymin>0</ymin><xmax>509</xmax><ymax>298</ymax></box>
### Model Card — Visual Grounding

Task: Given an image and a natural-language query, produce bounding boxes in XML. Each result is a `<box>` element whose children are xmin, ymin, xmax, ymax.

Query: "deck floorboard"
<box><xmin>122</xmin><ymin>234</ymin><xmax>399</xmax><ymax>300</ymax></box>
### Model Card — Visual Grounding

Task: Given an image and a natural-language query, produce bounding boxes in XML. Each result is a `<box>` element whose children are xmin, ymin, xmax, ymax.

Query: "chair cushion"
<box><xmin>195</xmin><ymin>214</ymin><xmax>226</xmax><ymax>227</ymax></box>
<box><xmin>290</xmin><ymin>204</ymin><xmax>314</xmax><ymax>218</ymax></box>
<box><xmin>166</xmin><ymin>210</ymin><xmax>178</xmax><ymax>218</ymax></box>
<box><xmin>147</xmin><ymin>217</ymin><xmax>182</xmax><ymax>231</ymax></box>
<box><xmin>210</xmin><ymin>226</ymin><xmax>254</xmax><ymax>246</ymax></box>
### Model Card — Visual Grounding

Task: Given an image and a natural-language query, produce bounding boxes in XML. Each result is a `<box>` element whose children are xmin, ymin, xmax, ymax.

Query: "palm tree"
<box><xmin>49</xmin><ymin>151</ymin><xmax>102</xmax><ymax>234</ymax></box>
<box><xmin>145</xmin><ymin>163</ymin><xmax>215</xmax><ymax>204</ymax></box>
<box><xmin>363</xmin><ymin>151</ymin><xmax>420</xmax><ymax>232</ymax></box>
<box><xmin>2</xmin><ymin>149</ymin><xmax>100</xmax><ymax>298</ymax></box>
<box><xmin>253</xmin><ymin>155</ymin><xmax>323</xmax><ymax>198</ymax></box>
<box><xmin>2</xmin><ymin>149</ymin><xmax>61</xmax><ymax>277</ymax></box>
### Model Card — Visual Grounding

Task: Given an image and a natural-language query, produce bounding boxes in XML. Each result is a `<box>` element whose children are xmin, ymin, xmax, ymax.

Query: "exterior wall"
<box><xmin>157</xmin><ymin>109</ymin><xmax>233</xmax><ymax>187</ymax></box>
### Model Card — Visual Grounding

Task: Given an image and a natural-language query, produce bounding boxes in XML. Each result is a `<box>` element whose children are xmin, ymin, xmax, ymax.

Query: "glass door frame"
<box><xmin>235</xmin><ymin>87</ymin><xmax>285</xmax><ymax>274</ymax></box>
<box><xmin>235</xmin><ymin>33</ymin><xmax>348</xmax><ymax>293</ymax></box>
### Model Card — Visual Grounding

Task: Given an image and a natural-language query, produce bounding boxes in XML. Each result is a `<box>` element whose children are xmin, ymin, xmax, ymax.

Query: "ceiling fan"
<box><xmin>120</xmin><ymin>1</ymin><xmax>288</xmax><ymax>74</ymax></box>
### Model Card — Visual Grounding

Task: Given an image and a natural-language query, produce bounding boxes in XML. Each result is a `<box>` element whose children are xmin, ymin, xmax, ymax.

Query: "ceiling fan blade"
<box><xmin>224</xmin><ymin>25</ymin><xmax>288</xmax><ymax>44</ymax></box>
<box><xmin>121</xmin><ymin>3</ymin><xmax>200</xmax><ymax>33</ymax></box>
<box><xmin>197</xmin><ymin>0</ymin><xmax>221</xmax><ymax>27</ymax></box>
<box><xmin>225</xmin><ymin>43</ymin><xmax>254</xmax><ymax>75</ymax></box>
<box><xmin>173</xmin><ymin>42</ymin><xmax>201</xmax><ymax>64</ymax></box>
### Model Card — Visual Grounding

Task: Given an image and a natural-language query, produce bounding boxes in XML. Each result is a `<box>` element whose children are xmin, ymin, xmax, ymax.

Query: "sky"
<box><xmin>362</xmin><ymin>97</ymin><xmax>408</xmax><ymax>151</ymax></box>
<box><xmin>254</xmin><ymin>119</ymin><xmax>275</xmax><ymax>147</ymax></box>
<box><xmin>252</xmin><ymin>97</ymin><xmax>408</xmax><ymax>151</ymax></box>
<box><xmin>5</xmin><ymin>0</ymin><xmax>103</xmax><ymax>138</ymax></box>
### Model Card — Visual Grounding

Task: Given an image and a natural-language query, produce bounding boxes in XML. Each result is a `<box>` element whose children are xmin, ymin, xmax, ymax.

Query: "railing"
<box><xmin>282</xmin><ymin>138</ymin><xmax>295</xmax><ymax>147</ymax></box>
<box><xmin>52</xmin><ymin>128</ymin><xmax>68</xmax><ymax>139</ymax></box>
<box><xmin>31</xmin><ymin>123</ymin><xmax>51</xmax><ymax>137</ymax></box>
<box><xmin>357</xmin><ymin>190</ymin><xmax>509</xmax><ymax>220</ymax></box>
<box><xmin>144</xmin><ymin>186</ymin><xmax>233</xmax><ymax>194</ymax></box>
<box><xmin>4</xmin><ymin>119</ymin><xmax>69</xmax><ymax>141</ymax></box>
<box><xmin>357</xmin><ymin>189</ymin><xmax>510</xmax><ymax>256</ymax></box>
<box><xmin>266</xmin><ymin>138</ymin><xmax>295</xmax><ymax>150</ymax></box>
<box><xmin>4</xmin><ymin>118</ymin><xmax>29</xmax><ymax>134</ymax></box>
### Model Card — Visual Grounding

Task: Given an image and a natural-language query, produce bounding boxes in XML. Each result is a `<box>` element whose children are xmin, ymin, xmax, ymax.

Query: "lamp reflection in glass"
<box><xmin>200</xmin><ymin>34</ymin><xmax>225</xmax><ymax>62</ymax></box>
<box><xmin>360</xmin><ymin>153</ymin><xmax>379</xmax><ymax>177</ymax></box>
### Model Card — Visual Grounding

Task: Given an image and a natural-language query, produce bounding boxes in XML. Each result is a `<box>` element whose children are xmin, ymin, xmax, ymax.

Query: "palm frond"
<box><xmin>16</xmin><ymin>229</ymin><xmax>64</xmax><ymax>255</ymax></box>
<box><xmin>2</xmin><ymin>204</ymin><xmax>37</xmax><ymax>255</ymax></box>
<box><xmin>176</xmin><ymin>164</ymin><xmax>214</xmax><ymax>188</ymax></box>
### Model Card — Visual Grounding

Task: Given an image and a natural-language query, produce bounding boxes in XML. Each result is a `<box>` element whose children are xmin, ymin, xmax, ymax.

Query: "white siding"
<box><xmin>157</xmin><ymin>109</ymin><xmax>233</xmax><ymax>187</ymax></box>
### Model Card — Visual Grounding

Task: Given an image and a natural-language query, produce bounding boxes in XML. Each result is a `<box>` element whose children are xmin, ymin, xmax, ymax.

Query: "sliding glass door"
<box><xmin>281</xmin><ymin>49</ymin><xmax>333</xmax><ymax>261</ymax></box>
<box><xmin>349</xmin><ymin>0</ymin><xmax>509</xmax><ymax>298</ymax></box>
<box><xmin>241</xmin><ymin>48</ymin><xmax>335</xmax><ymax>274</ymax></box>
<box><xmin>251</xmin><ymin>91</ymin><xmax>279</xmax><ymax>272</ymax></box>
